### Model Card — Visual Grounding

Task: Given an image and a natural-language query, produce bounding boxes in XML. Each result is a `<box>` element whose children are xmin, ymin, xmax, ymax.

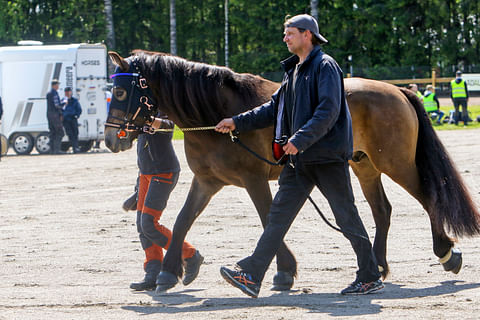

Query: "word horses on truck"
<box><xmin>0</xmin><ymin>42</ymin><xmax>108</xmax><ymax>155</ymax></box>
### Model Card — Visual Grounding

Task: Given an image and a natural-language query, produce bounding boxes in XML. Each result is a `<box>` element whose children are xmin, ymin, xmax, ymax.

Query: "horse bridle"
<box><xmin>104</xmin><ymin>60</ymin><xmax>158</xmax><ymax>139</ymax></box>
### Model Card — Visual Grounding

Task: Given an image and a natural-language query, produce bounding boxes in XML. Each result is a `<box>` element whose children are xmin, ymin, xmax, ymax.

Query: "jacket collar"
<box><xmin>281</xmin><ymin>45</ymin><xmax>323</xmax><ymax>73</ymax></box>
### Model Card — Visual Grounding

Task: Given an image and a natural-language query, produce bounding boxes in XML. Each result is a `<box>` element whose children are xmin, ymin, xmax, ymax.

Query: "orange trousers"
<box><xmin>137</xmin><ymin>172</ymin><xmax>196</xmax><ymax>273</ymax></box>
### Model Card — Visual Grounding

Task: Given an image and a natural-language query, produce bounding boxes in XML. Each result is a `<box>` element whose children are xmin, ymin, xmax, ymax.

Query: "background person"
<box><xmin>215</xmin><ymin>14</ymin><xmax>383</xmax><ymax>297</ymax></box>
<box><xmin>450</xmin><ymin>70</ymin><xmax>469</xmax><ymax>125</ymax></box>
<box><xmin>46</xmin><ymin>79</ymin><xmax>65</xmax><ymax>154</ymax></box>
<box><xmin>129</xmin><ymin>114</ymin><xmax>203</xmax><ymax>291</ymax></box>
<box><xmin>407</xmin><ymin>83</ymin><xmax>423</xmax><ymax>102</ymax></box>
<box><xmin>423</xmin><ymin>84</ymin><xmax>444</xmax><ymax>125</ymax></box>
<box><xmin>62</xmin><ymin>87</ymin><xmax>82</xmax><ymax>153</ymax></box>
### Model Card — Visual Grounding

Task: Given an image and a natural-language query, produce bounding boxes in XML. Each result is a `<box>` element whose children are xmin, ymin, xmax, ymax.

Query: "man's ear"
<box><xmin>108</xmin><ymin>51</ymin><xmax>130</xmax><ymax>71</ymax></box>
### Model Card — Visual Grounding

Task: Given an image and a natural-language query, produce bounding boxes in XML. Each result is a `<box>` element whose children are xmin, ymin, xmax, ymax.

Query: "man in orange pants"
<box><xmin>129</xmin><ymin>115</ymin><xmax>203</xmax><ymax>291</ymax></box>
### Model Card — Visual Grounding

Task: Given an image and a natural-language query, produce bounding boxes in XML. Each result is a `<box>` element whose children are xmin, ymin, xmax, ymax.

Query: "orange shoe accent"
<box><xmin>234</xmin><ymin>274</ymin><xmax>256</xmax><ymax>286</ymax></box>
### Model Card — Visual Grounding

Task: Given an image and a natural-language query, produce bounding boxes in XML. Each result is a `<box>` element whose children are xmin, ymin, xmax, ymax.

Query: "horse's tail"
<box><xmin>400</xmin><ymin>87</ymin><xmax>480</xmax><ymax>237</ymax></box>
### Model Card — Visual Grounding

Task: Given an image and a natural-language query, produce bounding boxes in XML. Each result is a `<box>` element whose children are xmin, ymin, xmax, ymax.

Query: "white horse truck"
<box><xmin>0</xmin><ymin>42</ymin><xmax>108</xmax><ymax>155</ymax></box>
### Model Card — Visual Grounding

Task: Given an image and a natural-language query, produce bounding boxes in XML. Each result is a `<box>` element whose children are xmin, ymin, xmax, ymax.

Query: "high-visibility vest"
<box><xmin>423</xmin><ymin>93</ymin><xmax>437</xmax><ymax>112</ymax></box>
<box><xmin>416</xmin><ymin>91</ymin><xmax>424</xmax><ymax>102</ymax></box>
<box><xmin>451</xmin><ymin>79</ymin><xmax>467</xmax><ymax>98</ymax></box>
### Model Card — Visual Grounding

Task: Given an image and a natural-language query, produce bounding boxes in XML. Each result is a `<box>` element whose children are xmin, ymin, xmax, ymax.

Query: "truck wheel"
<box><xmin>12</xmin><ymin>133</ymin><xmax>34</xmax><ymax>155</ymax></box>
<box><xmin>35</xmin><ymin>133</ymin><xmax>51</xmax><ymax>154</ymax></box>
<box><xmin>0</xmin><ymin>134</ymin><xmax>8</xmax><ymax>156</ymax></box>
<box><xmin>78</xmin><ymin>140</ymin><xmax>94</xmax><ymax>153</ymax></box>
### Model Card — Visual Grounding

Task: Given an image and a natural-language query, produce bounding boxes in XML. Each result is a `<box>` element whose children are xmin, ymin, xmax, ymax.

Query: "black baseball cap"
<box><xmin>64</xmin><ymin>87</ymin><xmax>72</xmax><ymax>92</ymax></box>
<box><xmin>285</xmin><ymin>14</ymin><xmax>328</xmax><ymax>44</ymax></box>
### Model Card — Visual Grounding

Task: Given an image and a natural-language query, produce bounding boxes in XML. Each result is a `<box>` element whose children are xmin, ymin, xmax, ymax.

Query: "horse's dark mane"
<box><xmin>132</xmin><ymin>50</ymin><xmax>268</xmax><ymax>127</ymax></box>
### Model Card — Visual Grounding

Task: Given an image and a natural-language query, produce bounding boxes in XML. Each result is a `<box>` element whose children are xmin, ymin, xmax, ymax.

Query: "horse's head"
<box><xmin>104</xmin><ymin>51</ymin><xmax>158</xmax><ymax>153</ymax></box>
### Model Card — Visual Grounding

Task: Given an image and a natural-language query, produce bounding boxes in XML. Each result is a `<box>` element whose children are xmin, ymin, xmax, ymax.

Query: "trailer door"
<box><xmin>75</xmin><ymin>46</ymin><xmax>107</xmax><ymax>141</ymax></box>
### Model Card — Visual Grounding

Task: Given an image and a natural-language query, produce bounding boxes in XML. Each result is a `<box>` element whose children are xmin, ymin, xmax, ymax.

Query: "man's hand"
<box><xmin>215</xmin><ymin>118</ymin><xmax>236</xmax><ymax>133</ymax></box>
<box><xmin>283</xmin><ymin>141</ymin><xmax>298</xmax><ymax>155</ymax></box>
<box><xmin>151</xmin><ymin>117</ymin><xmax>163</xmax><ymax>129</ymax></box>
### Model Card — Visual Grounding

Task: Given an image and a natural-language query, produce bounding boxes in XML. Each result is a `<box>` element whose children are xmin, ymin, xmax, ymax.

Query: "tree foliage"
<box><xmin>0</xmin><ymin>0</ymin><xmax>479</xmax><ymax>78</ymax></box>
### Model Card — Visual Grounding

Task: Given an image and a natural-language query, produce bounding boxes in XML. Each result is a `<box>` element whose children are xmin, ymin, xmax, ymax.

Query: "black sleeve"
<box><xmin>0</xmin><ymin>97</ymin><xmax>3</xmax><ymax>119</ymax></box>
<box><xmin>232</xmin><ymin>87</ymin><xmax>279</xmax><ymax>133</ymax></box>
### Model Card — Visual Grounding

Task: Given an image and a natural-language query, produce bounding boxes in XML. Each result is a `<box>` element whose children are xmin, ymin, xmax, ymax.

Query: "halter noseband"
<box><xmin>104</xmin><ymin>61</ymin><xmax>158</xmax><ymax>139</ymax></box>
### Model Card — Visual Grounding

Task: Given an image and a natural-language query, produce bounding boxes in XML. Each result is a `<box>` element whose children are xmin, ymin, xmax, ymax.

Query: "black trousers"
<box><xmin>453</xmin><ymin>98</ymin><xmax>468</xmax><ymax>124</ymax></box>
<box><xmin>237</xmin><ymin>161</ymin><xmax>380</xmax><ymax>283</ymax></box>
<box><xmin>63</xmin><ymin>117</ymin><xmax>79</xmax><ymax>150</ymax></box>
<box><xmin>47</xmin><ymin>114</ymin><xmax>64</xmax><ymax>153</ymax></box>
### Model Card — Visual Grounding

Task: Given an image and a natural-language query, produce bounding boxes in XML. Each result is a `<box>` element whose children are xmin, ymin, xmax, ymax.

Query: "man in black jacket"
<box><xmin>46</xmin><ymin>80</ymin><xmax>65</xmax><ymax>154</ymax></box>
<box><xmin>215</xmin><ymin>14</ymin><xmax>382</xmax><ymax>297</ymax></box>
<box><xmin>62</xmin><ymin>87</ymin><xmax>82</xmax><ymax>153</ymax></box>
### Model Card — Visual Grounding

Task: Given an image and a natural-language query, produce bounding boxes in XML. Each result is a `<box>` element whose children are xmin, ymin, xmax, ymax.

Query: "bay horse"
<box><xmin>105</xmin><ymin>50</ymin><xmax>480</xmax><ymax>293</ymax></box>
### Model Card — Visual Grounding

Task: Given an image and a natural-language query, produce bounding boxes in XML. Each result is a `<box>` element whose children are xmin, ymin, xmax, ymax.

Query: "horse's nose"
<box><xmin>104</xmin><ymin>130</ymin><xmax>119</xmax><ymax>153</ymax></box>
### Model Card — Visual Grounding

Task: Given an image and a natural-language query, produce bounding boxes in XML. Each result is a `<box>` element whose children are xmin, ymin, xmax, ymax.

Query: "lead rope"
<box><xmin>227</xmin><ymin>131</ymin><xmax>369</xmax><ymax>241</ymax></box>
<box><xmin>153</xmin><ymin>125</ymin><xmax>217</xmax><ymax>132</ymax></box>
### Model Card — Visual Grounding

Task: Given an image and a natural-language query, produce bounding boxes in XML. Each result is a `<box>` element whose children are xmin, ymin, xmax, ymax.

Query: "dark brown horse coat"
<box><xmin>105</xmin><ymin>51</ymin><xmax>480</xmax><ymax>291</ymax></box>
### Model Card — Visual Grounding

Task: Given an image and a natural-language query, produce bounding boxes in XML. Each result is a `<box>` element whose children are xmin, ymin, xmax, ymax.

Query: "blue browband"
<box><xmin>110</xmin><ymin>72</ymin><xmax>139</xmax><ymax>79</ymax></box>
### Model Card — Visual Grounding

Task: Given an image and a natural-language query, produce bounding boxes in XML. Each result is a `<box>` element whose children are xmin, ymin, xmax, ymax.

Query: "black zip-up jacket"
<box><xmin>233</xmin><ymin>45</ymin><xmax>353</xmax><ymax>164</ymax></box>
<box><xmin>63</xmin><ymin>97</ymin><xmax>82</xmax><ymax>120</ymax></box>
<box><xmin>46</xmin><ymin>89</ymin><xmax>64</xmax><ymax>117</ymax></box>
<box><xmin>137</xmin><ymin>117</ymin><xmax>180</xmax><ymax>175</ymax></box>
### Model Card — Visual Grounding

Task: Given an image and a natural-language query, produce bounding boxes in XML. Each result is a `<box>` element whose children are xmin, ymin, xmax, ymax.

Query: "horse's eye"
<box><xmin>113</xmin><ymin>87</ymin><xmax>127</xmax><ymax>101</ymax></box>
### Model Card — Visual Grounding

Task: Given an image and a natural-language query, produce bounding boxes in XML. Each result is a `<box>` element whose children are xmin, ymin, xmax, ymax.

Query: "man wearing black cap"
<box><xmin>46</xmin><ymin>79</ymin><xmax>65</xmax><ymax>154</ymax></box>
<box><xmin>62</xmin><ymin>87</ymin><xmax>82</xmax><ymax>153</ymax></box>
<box><xmin>215</xmin><ymin>14</ymin><xmax>383</xmax><ymax>297</ymax></box>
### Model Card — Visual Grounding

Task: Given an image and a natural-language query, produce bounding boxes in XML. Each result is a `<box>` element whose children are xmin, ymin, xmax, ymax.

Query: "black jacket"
<box><xmin>0</xmin><ymin>97</ymin><xmax>3</xmax><ymax>119</ymax></box>
<box><xmin>46</xmin><ymin>89</ymin><xmax>64</xmax><ymax>117</ymax></box>
<box><xmin>137</xmin><ymin>117</ymin><xmax>180</xmax><ymax>175</ymax></box>
<box><xmin>233</xmin><ymin>45</ymin><xmax>353</xmax><ymax>164</ymax></box>
<box><xmin>63</xmin><ymin>97</ymin><xmax>82</xmax><ymax>120</ymax></box>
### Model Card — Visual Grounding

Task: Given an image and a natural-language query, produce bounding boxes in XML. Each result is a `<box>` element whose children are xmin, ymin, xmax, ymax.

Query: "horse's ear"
<box><xmin>108</xmin><ymin>51</ymin><xmax>129</xmax><ymax>72</ymax></box>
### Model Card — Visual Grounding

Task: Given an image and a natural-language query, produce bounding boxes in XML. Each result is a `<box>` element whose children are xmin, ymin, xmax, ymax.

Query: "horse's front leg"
<box><xmin>156</xmin><ymin>176</ymin><xmax>222</xmax><ymax>292</ymax></box>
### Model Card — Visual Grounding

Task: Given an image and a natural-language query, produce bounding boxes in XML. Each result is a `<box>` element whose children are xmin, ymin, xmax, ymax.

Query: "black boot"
<box><xmin>183</xmin><ymin>250</ymin><xmax>204</xmax><ymax>285</ymax></box>
<box><xmin>130</xmin><ymin>273</ymin><xmax>157</xmax><ymax>291</ymax></box>
<box><xmin>122</xmin><ymin>191</ymin><xmax>138</xmax><ymax>212</ymax></box>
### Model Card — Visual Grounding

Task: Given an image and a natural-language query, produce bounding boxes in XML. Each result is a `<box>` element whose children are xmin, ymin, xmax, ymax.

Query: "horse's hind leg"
<box><xmin>157</xmin><ymin>176</ymin><xmax>222</xmax><ymax>292</ymax></box>
<box><xmin>350</xmin><ymin>154</ymin><xmax>392</xmax><ymax>279</ymax></box>
<box><xmin>245</xmin><ymin>179</ymin><xmax>297</xmax><ymax>291</ymax></box>
<box><xmin>385</xmin><ymin>164</ymin><xmax>458</xmax><ymax>273</ymax></box>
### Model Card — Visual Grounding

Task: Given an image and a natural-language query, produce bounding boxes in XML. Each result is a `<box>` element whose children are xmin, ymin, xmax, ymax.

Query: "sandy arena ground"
<box><xmin>1</xmin><ymin>129</ymin><xmax>480</xmax><ymax>320</ymax></box>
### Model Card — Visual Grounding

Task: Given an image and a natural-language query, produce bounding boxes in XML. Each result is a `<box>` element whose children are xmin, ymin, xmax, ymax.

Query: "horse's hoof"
<box><xmin>439</xmin><ymin>248</ymin><xmax>462</xmax><ymax>274</ymax></box>
<box><xmin>378</xmin><ymin>265</ymin><xmax>388</xmax><ymax>280</ymax></box>
<box><xmin>271</xmin><ymin>271</ymin><xmax>294</xmax><ymax>291</ymax></box>
<box><xmin>155</xmin><ymin>271</ymin><xmax>178</xmax><ymax>293</ymax></box>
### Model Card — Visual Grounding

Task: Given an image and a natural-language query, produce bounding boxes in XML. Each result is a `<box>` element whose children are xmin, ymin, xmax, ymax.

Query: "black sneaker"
<box><xmin>220</xmin><ymin>266</ymin><xmax>260</xmax><ymax>298</ymax></box>
<box><xmin>341</xmin><ymin>279</ymin><xmax>384</xmax><ymax>295</ymax></box>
